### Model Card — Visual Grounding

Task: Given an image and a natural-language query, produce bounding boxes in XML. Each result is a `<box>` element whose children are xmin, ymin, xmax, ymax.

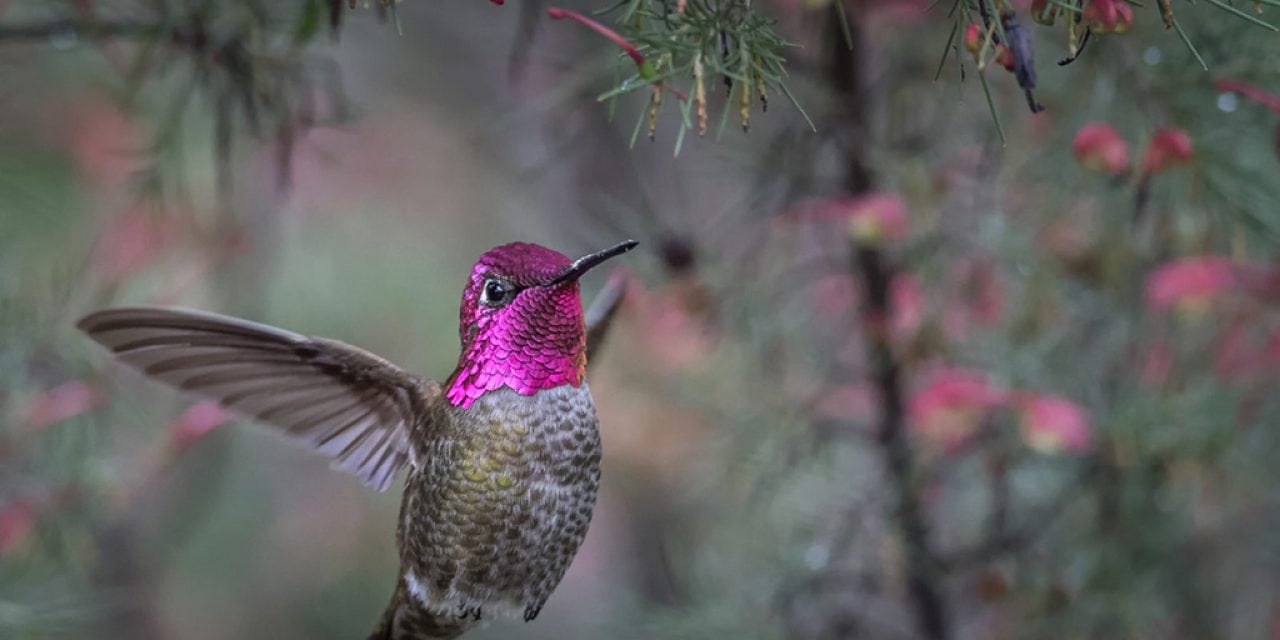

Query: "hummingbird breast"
<box><xmin>395</xmin><ymin>384</ymin><xmax>602</xmax><ymax>627</ymax></box>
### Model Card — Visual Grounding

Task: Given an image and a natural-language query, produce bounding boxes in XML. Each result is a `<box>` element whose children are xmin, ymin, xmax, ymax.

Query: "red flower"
<box><xmin>890</xmin><ymin>274</ymin><xmax>924</xmax><ymax>339</ymax></box>
<box><xmin>847</xmin><ymin>193</ymin><xmax>909</xmax><ymax>245</ymax></box>
<box><xmin>1073</xmin><ymin>122</ymin><xmax>1129</xmax><ymax>174</ymax></box>
<box><xmin>909</xmin><ymin>368</ymin><xmax>1007</xmax><ymax>450</ymax></box>
<box><xmin>66</xmin><ymin>98</ymin><xmax>142</xmax><ymax>187</ymax></box>
<box><xmin>1031</xmin><ymin>0</ymin><xmax>1060</xmax><ymax>25</ymax></box>
<box><xmin>1145</xmin><ymin>256</ymin><xmax>1236</xmax><ymax>314</ymax></box>
<box><xmin>1141</xmin><ymin>127</ymin><xmax>1193</xmax><ymax>174</ymax></box>
<box><xmin>779</xmin><ymin>193</ymin><xmax>909</xmax><ymax>246</ymax></box>
<box><xmin>90</xmin><ymin>205</ymin><xmax>184</xmax><ymax>284</ymax></box>
<box><xmin>994</xmin><ymin>45</ymin><xmax>1015</xmax><ymax>72</ymax></box>
<box><xmin>1083</xmin><ymin>0</ymin><xmax>1134</xmax><ymax>33</ymax></box>
<box><xmin>964</xmin><ymin>23</ymin><xmax>983</xmax><ymax>58</ymax></box>
<box><xmin>168</xmin><ymin>402</ymin><xmax>233</xmax><ymax>454</ymax></box>
<box><xmin>1015</xmin><ymin>393</ymin><xmax>1092</xmax><ymax>454</ymax></box>
<box><xmin>22</xmin><ymin>380</ymin><xmax>103</xmax><ymax>431</ymax></box>
<box><xmin>0</xmin><ymin>499</ymin><xmax>36</xmax><ymax>557</ymax></box>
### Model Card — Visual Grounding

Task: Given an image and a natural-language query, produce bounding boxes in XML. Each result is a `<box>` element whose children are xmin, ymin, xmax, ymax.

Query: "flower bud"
<box><xmin>1073</xmin><ymin>122</ymin><xmax>1129</xmax><ymax>174</ymax></box>
<box><xmin>994</xmin><ymin>45</ymin><xmax>1015</xmax><ymax>72</ymax></box>
<box><xmin>1141</xmin><ymin>127</ymin><xmax>1193</xmax><ymax>174</ymax></box>
<box><xmin>1031</xmin><ymin>0</ymin><xmax>1059</xmax><ymax>25</ymax></box>
<box><xmin>1083</xmin><ymin>0</ymin><xmax>1134</xmax><ymax>33</ymax></box>
<box><xmin>964</xmin><ymin>23</ymin><xmax>983</xmax><ymax>60</ymax></box>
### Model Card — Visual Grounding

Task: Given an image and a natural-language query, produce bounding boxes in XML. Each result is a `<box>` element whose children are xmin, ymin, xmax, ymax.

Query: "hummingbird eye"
<box><xmin>480</xmin><ymin>278</ymin><xmax>514</xmax><ymax>307</ymax></box>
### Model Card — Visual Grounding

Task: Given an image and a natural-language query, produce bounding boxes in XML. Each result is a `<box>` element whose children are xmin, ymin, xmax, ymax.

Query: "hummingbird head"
<box><xmin>445</xmin><ymin>240</ymin><xmax>638</xmax><ymax>407</ymax></box>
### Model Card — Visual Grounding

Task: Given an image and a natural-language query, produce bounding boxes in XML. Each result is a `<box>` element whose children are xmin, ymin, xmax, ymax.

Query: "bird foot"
<box><xmin>456</xmin><ymin>603</ymin><xmax>482</xmax><ymax>621</ymax></box>
<box><xmin>523</xmin><ymin>605</ymin><xmax>542</xmax><ymax>622</ymax></box>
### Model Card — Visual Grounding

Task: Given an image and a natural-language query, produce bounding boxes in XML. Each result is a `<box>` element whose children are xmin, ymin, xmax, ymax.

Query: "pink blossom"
<box><xmin>813</xmin><ymin>384</ymin><xmax>877</xmax><ymax>422</ymax></box>
<box><xmin>1083</xmin><ymin>0</ymin><xmax>1134</xmax><ymax>33</ymax></box>
<box><xmin>1142</xmin><ymin>128</ymin><xmax>1194</xmax><ymax>175</ymax></box>
<box><xmin>0</xmin><ymin>499</ymin><xmax>36</xmax><ymax>557</ymax></box>
<box><xmin>1016</xmin><ymin>393</ymin><xmax>1093</xmax><ymax>454</ymax></box>
<box><xmin>623</xmin><ymin>278</ymin><xmax>716</xmax><ymax>371</ymax></box>
<box><xmin>22</xmin><ymin>380</ymin><xmax>102</xmax><ymax>431</ymax></box>
<box><xmin>66</xmin><ymin>99</ymin><xmax>142</xmax><ymax>186</ymax></box>
<box><xmin>812</xmin><ymin>275</ymin><xmax>856</xmax><ymax>315</ymax></box>
<box><xmin>782</xmin><ymin>193</ymin><xmax>909</xmax><ymax>245</ymax></box>
<box><xmin>1030</xmin><ymin>0</ymin><xmax>1061</xmax><ymax>25</ymax></box>
<box><xmin>1073</xmin><ymin>123</ymin><xmax>1129</xmax><ymax>175</ymax></box>
<box><xmin>91</xmin><ymin>206</ymin><xmax>183</xmax><ymax>284</ymax></box>
<box><xmin>169</xmin><ymin>402</ymin><xmax>233</xmax><ymax>454</ymax></box>
<box><xmin>994</xmin><ymin>45</ymin><xmax>1015</xmax><ymax>72</ymax></box>
<box><xmin>1145</xmin><ymin>256</ymin><xmax>1236</xmax><ymax>314</ymax></box>
<box><xmin>909</xmin><ymin>368</ymin><xmax>1007</xmax><ymax>450</ymax></box>
<box><xmin>964</xmin><ymin>23</ymin><xmax>983</xmax><ymax>57</ymax></box>
<box><xmin>845</xmin><ymin>193</ymin><xmax>910</xmax><ymax>245</ymax></box>
<box><xmin>890</xmin><ymin>274</ymin><xmax>923</xmax><ymax>339</ymax></box>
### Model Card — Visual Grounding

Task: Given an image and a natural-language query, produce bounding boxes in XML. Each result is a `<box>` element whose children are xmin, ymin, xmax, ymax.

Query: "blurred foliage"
<box><xmin>2</xmin><ymin>0</ymin><xmax>1280</xmax><ymax>639</ymax></box>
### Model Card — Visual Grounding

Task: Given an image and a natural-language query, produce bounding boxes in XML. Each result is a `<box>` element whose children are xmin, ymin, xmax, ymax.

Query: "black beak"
<box><xmin>549</xmin><ymin>240</ymin><xmax>639</xmax><ymax>285</ymax></box>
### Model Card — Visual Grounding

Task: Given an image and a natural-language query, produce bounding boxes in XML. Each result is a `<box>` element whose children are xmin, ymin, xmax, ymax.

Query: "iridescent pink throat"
<box><xmin>445</xmin><ymin>245</ymin><xmax>589</xmax><ymax>408</ymax></box>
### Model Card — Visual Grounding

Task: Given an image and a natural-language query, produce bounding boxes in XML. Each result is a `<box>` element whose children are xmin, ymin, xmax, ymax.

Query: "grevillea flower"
<box><xmin>778</xmin><ymin>193</ymin><xmax>909</xmax><ymax>246</ymax></box>
<box><xmin>1141</xmin><ymin>127</ymin><xmax>1193</xmax><ymax>174</ymax></box>
<box><xmin>169</xmin><ymin>402</ymin><xmax>233</xmax><ymax>454</ymax></box>
<box><xmin>964</xmin><ymin>23</ymin><xmax>983</xmax><ymax>59</ymax></box>
<box><xmin>66</xmin><ymin>99</ymin><xmax>142</xmax><ymax>186</ymax></box>
<box><xmin>1083</xmin><ymin>0</ymin><xmax>1134</xmax><ymax>33</ymax></box>
<box><xmin>1073</xmin><ymin>123</ymin><xmax>1129</xmax><ymax>174</ymax></box>
<box><xmin>909</xmin><ymin>368</ymin><xmax>1007</xmax><ymax>450</ymax></box>
<box><xmin>0</xmin><ymin>499</ymin><xmax>36</xmax><ymax>557</ymax></box>
<box><xmin>91</xmin><ymin>206</ymin><xmax>184</xmax><ymax>284</ymax></box>
<box><xmin>994</xmin><ymin>45</ymin><xmax>1015</xmax><ymax>72</ymax></box>
<box><xmin>22</xmin><ymin>380</ymin><xmax>102</xmax><ymax>431</ymax></box>
<box><xmin>623</xmin><ymin>277</ymin><xmax>716</xmax><ymax>372</ymax></box>
<box><xmin>845</xmin><ymin>193</ymin><xmax>909</xmax><ymax>246</ymax></box>
<box><xmin>1145</xmin><ymin>256</ymin><xmax>1236</xmax><ymax>314</ymax></box>
<box><xmin>1015</xmin><ymin>393</ymin><xmax>1092</xmax><ymax>454</ymax></box>
<box><xmin>890</xmin><ymin>274</ymin><xmax>924</xmax><ymax>339</ymax></box>
<box><xmin>1030</xmin><ymin>0</ymin><xmax>1060</xmax><ymax>25</ymax></box>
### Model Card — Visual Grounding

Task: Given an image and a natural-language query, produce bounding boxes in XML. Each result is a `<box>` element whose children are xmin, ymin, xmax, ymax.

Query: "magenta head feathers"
<box><xmin>445</xmin><ymin>240</ymin><xmax>638</xmax><ymax>407</ymax></box>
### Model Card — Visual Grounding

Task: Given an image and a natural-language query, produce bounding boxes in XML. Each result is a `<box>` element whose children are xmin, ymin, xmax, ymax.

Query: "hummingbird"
<box><xmin>77</xmin><ymin>239</ymin><xmax>639</xmax><ymax>639</ymax></box>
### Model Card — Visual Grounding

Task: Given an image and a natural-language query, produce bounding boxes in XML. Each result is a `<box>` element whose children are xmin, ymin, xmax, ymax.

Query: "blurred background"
<box><xmin>2</xmin><ymin>0</ymin><xmax>1279</xmax><ymax>638</ymax></box>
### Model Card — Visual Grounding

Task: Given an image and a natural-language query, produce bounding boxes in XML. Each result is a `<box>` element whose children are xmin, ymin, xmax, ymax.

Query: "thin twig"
<box><xmin>0</xmin><ymin>19</ymin><xmax>197</xmax><ymax>45</ymax></box>
<box><xmin>854</xmin><ymin>244</ymin><xmax>952</xmax><ymax>640</ymax></box>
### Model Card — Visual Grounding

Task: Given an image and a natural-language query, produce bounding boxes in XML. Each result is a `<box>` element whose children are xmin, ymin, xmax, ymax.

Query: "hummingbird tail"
<box><xmin>367</xmin><ymin>579</ymin><xmax>473</xmax><ymax>640</ymax></box>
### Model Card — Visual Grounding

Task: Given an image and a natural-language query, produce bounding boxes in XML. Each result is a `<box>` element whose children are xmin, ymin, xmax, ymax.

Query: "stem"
<box><xmin>0</xmin><ymin>19</ymin><xmax>198</xmax><ymax>45</ymax></box>
<box><xmin>855</xmin><ymin>245</ymin><xmax>951</xmax><ymax>640</ymax></box>
<box><xmin>546</xmin><ymin>7</ymin><xmax>647</xmax><ymax>68</ymax></box>
<box><xmin>827</xmin><ymin>9</ymin><xmax>949</xmax><ymax>639</ymax></box>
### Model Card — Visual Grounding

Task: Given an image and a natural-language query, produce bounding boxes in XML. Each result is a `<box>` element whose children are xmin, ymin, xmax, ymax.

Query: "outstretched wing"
<box><xmin>77</xmin><ymin>306</ymin><xmax>436</xmax><ymax>491</ymax></box>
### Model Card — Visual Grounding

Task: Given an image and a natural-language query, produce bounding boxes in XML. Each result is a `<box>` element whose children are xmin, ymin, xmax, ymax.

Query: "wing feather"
<box><xmin>78</xmin><ymin>306</ymin><xmax>437</xmax><ymax>491</ymax></box>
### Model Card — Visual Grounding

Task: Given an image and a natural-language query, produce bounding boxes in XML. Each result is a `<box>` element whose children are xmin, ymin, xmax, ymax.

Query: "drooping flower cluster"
<box><xmin>1144</xmin><ymin>256</ymin><xmax>1237</xmax><ymax>315</ymax></box>
<box><xmin>1072</xmin><ymin>123</ymin><xmax>1194</xmax><ymax>178</ymax></box>
<box><xmin>1082</xmin><ymin>0</ymin><xmax>1136</xmax><ymax>33</ymax></box>
<box><xmin>908</xmin><ymin>368</ymin><xmax>1093</xmax><ymax>455</ymax></box>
